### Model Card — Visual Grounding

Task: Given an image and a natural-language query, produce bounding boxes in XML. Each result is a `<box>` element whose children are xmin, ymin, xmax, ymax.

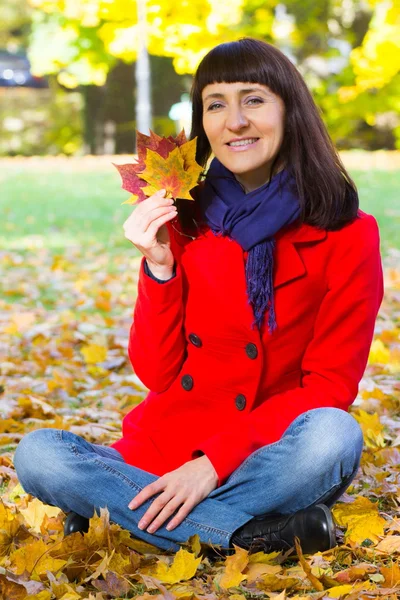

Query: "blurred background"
<box><xmin>1</xmin><ymin>0</ymin><xmax>399</xmax><ymax>156</ymax></box>
<box><xmin>0</xmin><ymin>0</ymin><xmax>398</xmax><ymax>461</ymax></box>
<box><xmin>0</xmin><ymin>0</ymin><xmax>399</xmax><ymax>254</ymax></box>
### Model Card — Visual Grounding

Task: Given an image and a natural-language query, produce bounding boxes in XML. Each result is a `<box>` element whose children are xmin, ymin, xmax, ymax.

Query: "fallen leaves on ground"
<box><xmin>0</xmin><ymin>241</ymin><xmax>400</xmax><ymax>599</ymax></box>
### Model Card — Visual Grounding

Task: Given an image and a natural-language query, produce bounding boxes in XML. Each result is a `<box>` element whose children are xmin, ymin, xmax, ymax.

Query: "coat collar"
<box><xmin>273</xmin><ymin>222</ymin><xmax>327</xmax><ymax>289</ymax></box>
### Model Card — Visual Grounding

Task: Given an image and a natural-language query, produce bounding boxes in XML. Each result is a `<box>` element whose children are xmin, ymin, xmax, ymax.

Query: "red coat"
<box><xmin>112</xmin><ymin>210</ymin><xmax>384</xmax><ymax>486</ymax></box>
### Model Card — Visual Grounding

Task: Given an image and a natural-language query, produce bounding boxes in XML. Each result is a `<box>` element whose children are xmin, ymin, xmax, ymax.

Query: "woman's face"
<box><xmin>202</xmin><ymin>81</ymin><xmax>285</xmax><ymax>193</ymax></box>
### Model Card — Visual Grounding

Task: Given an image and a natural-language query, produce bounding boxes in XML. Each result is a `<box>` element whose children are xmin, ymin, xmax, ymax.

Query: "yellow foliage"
<box><xmin>150</xmin><ymin>548</ymin><xmax>201</xmax><ymax>584</ymax></box>
<box><xmin>220</xmin><ymin>545</ymin><xmax>249</xmax><ymax>589</ymax></box>
<box><xmin>375</xmin><ymin>535</ymin><xmax>400</xmax><ymax>553</ymax></box>
<box><xmin>332</xmin><ymin>497</ymin><xmax>386</xmax><ymax>545</ymax></box>
<box><xmin>353</xmin><ymin>409</ymin><xmax>385</xmax><ymax>449</ymax></box>
<box><xmin>10</xmin><ymin>539</ymin><xmax>68</xmax><ymax>578</ymax></box>
<box><xmin>368</xmin><ymin>339</ymin><xmax>391</xmax><ymax>364</ymax></box>
<box><xmin>4</xmin><ymin>312</ymin><xmax>36</xmax><ymax>335</ymax></box>
<box><xmin>20</xmin><ymin>498</ymin><xmax>61</xmax><ymax>534</ymax></box>
<box><xmin>0</xmin><ymin>503</ymin><xmax>23</xmax><ymax>558</ymax></box>
<box><xmin>80</xmin><ymin>343</ymin><xmax>107</xmax><ymax>364</ymax></box>
<box><xmin>141</xmin><ymin>144</ymin><xmax>202</xmax><ymax>201</ymax></box>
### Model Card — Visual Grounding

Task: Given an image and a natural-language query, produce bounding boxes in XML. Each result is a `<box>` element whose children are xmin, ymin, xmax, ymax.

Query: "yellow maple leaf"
<box><xmin>368</xmin><ymin>339</ymin><xmax>390</xmax><ymax>364</ymax></box>
<box><xmin>10</xmin><ymin>539</ymin><xmax>67</xmax><ymax>579</ymax></box>
<box><xmin>152</xmin><ymin>548</ymin><xmax>201</xmax><ymax>584</ymax></box>
<box><xmin>141</xmin><ymin>146</ymin><xmax>202</xmax><ymax>200</ymax></box>
<box><xmin>220</xmin><ymin>545</ymin><xmax>249</xmax><ymax>589</ymax></box>
<box><xmin>325</xmin><ymin>580</ymin><xmax>375</xmax><ymax>597</ymax></box>
<box><xmin>324</xmin><ymin>584</ymin><xmax>353</xmax><ymax>598</ymax></box>
<box><xmin>0</xmin><ymin>502</ymin><xmax>23</xmax><ymax>558</ymax></box>
<box><xmin>353</xmin><ymin>409</ymin><xmax>385</xmax><ymax>448</ymax></box>
<box><xmin>332</xmin><ymin>497</ymin><xmax>386</xmax><ymax>545</ymax></box>
<box><xmin>20</xmin><ymin>498</ymin><xmax>61</xmax><ymax>534</ymax></box>
<box><xmin>80</xmin><ymin>343</ymin><xmax>107</xmax><ymax>364</ymax></box>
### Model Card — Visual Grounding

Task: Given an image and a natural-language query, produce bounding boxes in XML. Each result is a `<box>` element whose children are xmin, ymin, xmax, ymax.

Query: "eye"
<box><xmin>207</xmin><ymin>102</ymin><xmax>223</xmax><ymax>111</ymax></box>
<box><xmin>247</xmin><ymin>97</ymin><xmax>263</xmax><ymax>105</ymax></box>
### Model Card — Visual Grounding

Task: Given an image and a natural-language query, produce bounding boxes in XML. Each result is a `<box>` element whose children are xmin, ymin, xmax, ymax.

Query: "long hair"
<box><xmin>175</xmin><ymin>37</ymin><xmax>358</xmax><ymax>237</ymax></box>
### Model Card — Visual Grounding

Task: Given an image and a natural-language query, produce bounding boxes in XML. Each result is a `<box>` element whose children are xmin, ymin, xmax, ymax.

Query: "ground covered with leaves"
<box><xmin>0</xmin><ymin>239</ymin><xmax>400</xmax><ymax>600</ymax></box>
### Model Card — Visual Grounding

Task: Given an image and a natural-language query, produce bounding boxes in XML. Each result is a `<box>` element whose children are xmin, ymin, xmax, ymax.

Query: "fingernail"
<box><xmin>138</xmin><ymin>520</ymin><xmax>145</xmax><ymax>530</ymax></box>
<box><xmin>166</xmin><ymin>524</ymin><xmax>172</xmax><ymax>531</ymax></box>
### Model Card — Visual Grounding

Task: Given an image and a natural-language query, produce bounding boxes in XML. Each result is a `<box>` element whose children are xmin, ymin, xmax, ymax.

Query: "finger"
<box><xmin>145</xmin><ymin>189</ymin><xmax>172</xmax><ymax>210</ymax></box>
<box><xmin>141</xmin><ymin>206</ymin><xmax>177</xmax><ymax>233</ymax></box>
<box><xmin>137</xmin><ymin>491</ymin><xmax>174</xmax><ymax>530</ymax></box>
<box><xmin>124</xmin><ymin>208</ymin><xmax>176</xmax><ymax>246</ymax></box>
<box><xmin>165</xmin><ymin>500</ymin><xmax>196</xmax><ymax>531</ymax></box>
<box><xmin>145</xmin><ymin>496</ymin><xmax>185</xmax><ymax>533</ymax></box>
<box><xmin>128</xmin><ymin>480</ymin><xmax>164</xmax><ymax>510</ymax></box>
<box><xmin>145</xmin><ymin>211</ymin><xmax>177</xmax><ymax>239</ymax></box>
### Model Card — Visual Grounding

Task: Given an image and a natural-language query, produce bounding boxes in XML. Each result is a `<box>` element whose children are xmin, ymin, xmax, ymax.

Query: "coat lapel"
<box><xmin>274</xmin><ymin>223</ymin><xmax>327</xmax><ymax>289</ymax></box>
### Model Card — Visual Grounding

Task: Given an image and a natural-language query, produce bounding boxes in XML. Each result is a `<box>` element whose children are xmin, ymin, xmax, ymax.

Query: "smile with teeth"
<box><xmin>228</xmin><ymin>138</ymin><xmax>259</xmax><ymax>147</ymax></box>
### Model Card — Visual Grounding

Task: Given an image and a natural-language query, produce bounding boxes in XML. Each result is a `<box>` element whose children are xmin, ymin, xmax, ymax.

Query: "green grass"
<box><xmin>1</xmin><ymin>163</ymin><xmax>399</xmax><ymax>255</ymax></box>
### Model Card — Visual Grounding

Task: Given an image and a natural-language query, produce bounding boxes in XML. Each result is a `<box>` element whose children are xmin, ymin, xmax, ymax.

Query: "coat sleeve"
<box><xmin>128</xmin><ymin>254</ymin><xmax>186</xmax><ymax>393</ymax></box>
<box><xmin>193</xmin><ymin>214</ymin><xmax>384</xmax><ymax>486</ymax></box>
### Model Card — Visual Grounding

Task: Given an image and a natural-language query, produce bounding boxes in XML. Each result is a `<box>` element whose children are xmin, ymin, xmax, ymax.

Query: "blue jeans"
<box><xmin>13</xmin><ymin>407</ymin><xmax>363</xmax><ymax>552</ymax></box>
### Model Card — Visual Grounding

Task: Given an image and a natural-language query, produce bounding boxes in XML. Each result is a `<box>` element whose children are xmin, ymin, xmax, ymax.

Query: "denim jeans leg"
<box><xmin>13</xmin><ymin>407</ymin><xmax>363</xmax><ymax>552</ymax></box>
<box><xmin>13</xmin><ymin>428</ymin><xmax>253</xmax><ymax>552</ymax></box>
<box><xmin>208</xmin><ymin>407</ymin><xmax>364</xmax><ymax>516</ymax></box>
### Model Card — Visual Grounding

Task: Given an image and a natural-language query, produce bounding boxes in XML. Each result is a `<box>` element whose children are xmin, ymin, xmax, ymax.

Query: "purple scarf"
<box><xmin>198</xmin><ymin>157</ymin><xmax>301</xmax><ymax>333</ymax></box>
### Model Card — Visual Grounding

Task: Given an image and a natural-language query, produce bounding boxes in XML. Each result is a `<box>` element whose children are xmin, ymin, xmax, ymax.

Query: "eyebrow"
<box><xmin>203</xmin><ymin>87</ymin><xmax>268</xmax><ymax>102</ymax></box>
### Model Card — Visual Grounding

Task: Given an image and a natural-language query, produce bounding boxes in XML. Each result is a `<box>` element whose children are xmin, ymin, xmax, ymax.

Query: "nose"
<box><xmin>225</xmin><ymin>105</ymin><xmax>249</xmax><ymax>131</ymax></box>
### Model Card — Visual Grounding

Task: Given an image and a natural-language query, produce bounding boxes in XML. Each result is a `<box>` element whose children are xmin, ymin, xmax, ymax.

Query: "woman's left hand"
<box><xmin>128</xmin><ymin>455</ymin><xmax>218</xmax><ymax>533</ymax></box>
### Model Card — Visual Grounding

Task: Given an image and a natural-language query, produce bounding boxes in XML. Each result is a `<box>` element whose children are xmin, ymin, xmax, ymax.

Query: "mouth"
<box><xmin>226</xmin><ymin>138</ymin><xmax>260</xmax><ymax>150</ymax></box>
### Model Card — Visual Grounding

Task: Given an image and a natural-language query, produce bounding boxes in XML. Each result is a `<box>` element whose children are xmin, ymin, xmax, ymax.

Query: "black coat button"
<box><xmin>189</xmin><ymin>333</ymin><xmax>202</xmax><ymax>348</ymax></box>
<box><xmin>181</xmin><ymin>374</ymin><xmax>194</xmax><ymax>391</ymax></box>
<box><xmin>235</xmin><ymin>394</ymin><xmax>246</xmax><ymax>410</ymax></box>
<box><xmin>245</xmin><ymin>343</ymin><xmax>258</xmax><ymax>359</ymax></box>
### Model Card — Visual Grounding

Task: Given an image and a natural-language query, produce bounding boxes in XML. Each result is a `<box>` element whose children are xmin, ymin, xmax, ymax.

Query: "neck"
<box><xmin>232</xmin><ymin>160</ymin><xmax>284</xmax><ymax>194</ymax></box>
<box><xmin>234</xmin><ymin>172</ymin><xmax>271</xmax><ymax>194</ymax></box>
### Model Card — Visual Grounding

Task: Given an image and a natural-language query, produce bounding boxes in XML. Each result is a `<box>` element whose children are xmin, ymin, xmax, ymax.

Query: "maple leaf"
<box><xmin>141</xmin><ymin>146</ymin><xmax>202</xmax><ymax>201</ymax></box>
<box><xmin>332</xmin><ymin>497</ymin><xmax>387</xmax><ymax>545</ymax></box>
<box><xmin>10</xmin><ymin>539</ymin><xmax>67</xmax><ymax>579</ymax></box>
<box><xmin>148</xmin><ymin>548</ymin><xmax>201</xmax><ymax>584</ymax></box>
<box><xmin>220</xmin><ymin>545</ymin><xmax>249</xmax><ymax>589</ymax></box>
<box><xmin>114</xmin><ymin>129</ymin><xmax>202</xmax><ymax>203</ymax></box>
<box><xmin>113</xmin><ymin>162</ymin><xmax>148</xmax><ymax>203</ymax></box>
<box><xmin>20</xmin><ymin>498</ymin><xmax>61</xmax><ymax>534</ymax></box>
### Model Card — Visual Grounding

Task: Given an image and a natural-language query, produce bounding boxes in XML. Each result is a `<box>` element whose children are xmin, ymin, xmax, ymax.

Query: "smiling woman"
<box><xmin>202</xmin><ymin>82</ymin><xmax>285</xmax><ymax>192</ymax></box>
<box><xmin>14</xmin><ymin>38</ymin><xmax>384</xmax><ymax>558</ymax></box>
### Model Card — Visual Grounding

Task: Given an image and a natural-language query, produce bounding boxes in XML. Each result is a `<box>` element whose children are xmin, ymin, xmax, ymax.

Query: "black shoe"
<box><xmin>230</xmin><ymin>504</ymin><xmax>336</xmax><ymax>555</ymax></box>
<box><xmin>64</xmin><ymin>512</ymin><xmax>90</xmax><ymax>536</ymax></box>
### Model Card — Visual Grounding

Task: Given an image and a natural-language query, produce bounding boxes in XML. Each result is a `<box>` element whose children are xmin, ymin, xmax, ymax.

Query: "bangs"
<box><xmin>193</xmin><ymin>39</ymin><xmax>285</xmax><ymax>100</ymax></box>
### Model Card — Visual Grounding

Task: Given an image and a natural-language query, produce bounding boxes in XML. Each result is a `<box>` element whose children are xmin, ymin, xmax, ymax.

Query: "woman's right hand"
<box><xmin>123</xmin><ymin>189</ymin><xmax>178</xmax><ymax>279</ymax></box>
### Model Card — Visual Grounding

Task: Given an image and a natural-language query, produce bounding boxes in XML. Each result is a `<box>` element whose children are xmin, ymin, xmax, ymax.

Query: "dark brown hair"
<box><xmin>176</xmin><ymin>37</ymin><xmax>358</xmax><ymax>237</ymax></box>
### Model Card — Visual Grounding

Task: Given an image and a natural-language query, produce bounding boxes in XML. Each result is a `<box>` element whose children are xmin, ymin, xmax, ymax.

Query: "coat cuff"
<box><xmin>138</xmin><ymin>256</ymin><xmax>182</xmax><ymax>305</ymax></box>
<box><xmin>143</xmin><ymin>259</ymin><xmax>176</xmax><ymax>283</ymax></box>
<box><xmin>192</xmin><ymin>427</ymin><xmax>258</xmax><ymax>487</ymax></box>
